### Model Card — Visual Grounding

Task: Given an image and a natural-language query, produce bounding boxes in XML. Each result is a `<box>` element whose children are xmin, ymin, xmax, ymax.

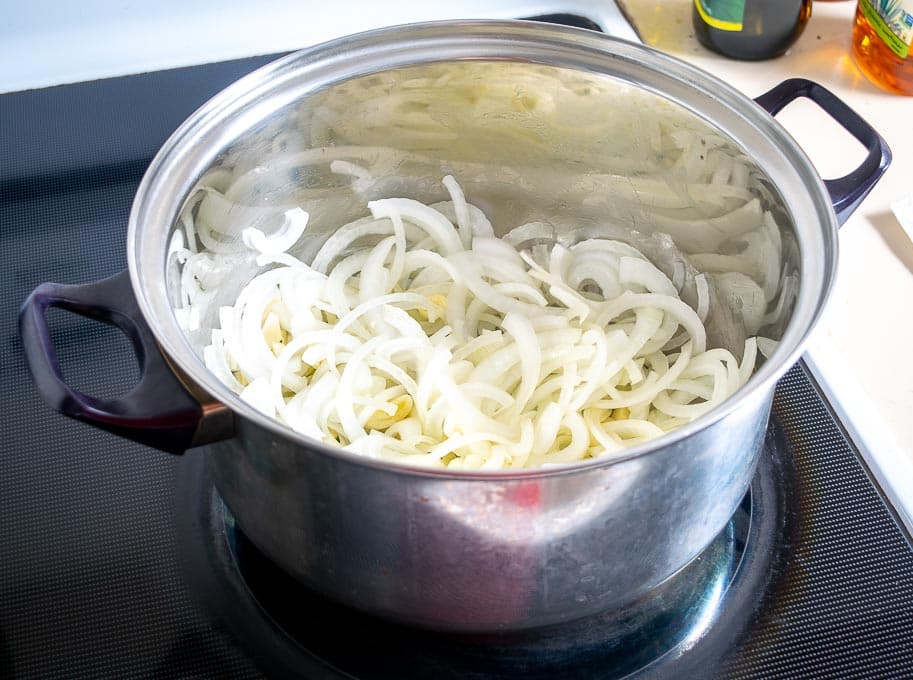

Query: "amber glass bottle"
<box><xmin>693</xmin><ymin>0</ymin><xmax>813</xmax><ymax>60</ymax></box>
<box><xmin>852</xmin><ymin>0</ymin><xmax>913</xmax><ymax>94</ymax></box>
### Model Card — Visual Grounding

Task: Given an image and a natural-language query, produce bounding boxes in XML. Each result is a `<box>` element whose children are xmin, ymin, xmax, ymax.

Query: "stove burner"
<box><xmin>177</xmin><ymin>431</ymin><xmax>785</xmax><ymax>679</ymax></box>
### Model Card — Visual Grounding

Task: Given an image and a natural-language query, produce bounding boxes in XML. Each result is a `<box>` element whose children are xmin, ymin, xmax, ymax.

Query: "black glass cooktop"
<box><xmin>3</xmin><ymin>21</ymin><xmax>913</xmax><ymax>680</ymax></box>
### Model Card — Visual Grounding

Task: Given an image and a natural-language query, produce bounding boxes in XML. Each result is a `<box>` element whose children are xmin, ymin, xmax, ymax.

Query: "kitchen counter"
<box><xmin>621</xmin><ymin>0</ymin><xmax>913</xmax><ymax>524</ymax></box>
<box><xmin>4</xmin><ymin>0</ymin><xmax>911</xmax><ymax>524</ymax></box>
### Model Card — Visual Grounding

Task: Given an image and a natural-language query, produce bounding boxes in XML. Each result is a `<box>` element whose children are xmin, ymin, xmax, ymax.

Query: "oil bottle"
<box><xmin>692</xmin><ymin>0</ymin><xmax>813</xmax><ymax>60</ymax></box>
<box><xmin>852</xmin><ymin>0</ymin><xmax>913</xmax><ymax>94</ymax></box>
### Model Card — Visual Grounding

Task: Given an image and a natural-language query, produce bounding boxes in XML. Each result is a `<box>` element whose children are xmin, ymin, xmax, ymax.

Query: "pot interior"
<box><xmin>139</xmin><ymin>23</ymin><xmax>833</xmax><ymax>469</ymax></box>
<box><xmin>171</xmin><ymin>60</ymin><xmax>798</xmax><ymax>353</ymax></box>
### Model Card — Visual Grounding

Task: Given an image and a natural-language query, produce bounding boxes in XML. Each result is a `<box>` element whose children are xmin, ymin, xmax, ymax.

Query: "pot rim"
<box><xmin>128</xmin><ymin>19</ymin><xmax>837</xmax><ymax>479</ymax></box>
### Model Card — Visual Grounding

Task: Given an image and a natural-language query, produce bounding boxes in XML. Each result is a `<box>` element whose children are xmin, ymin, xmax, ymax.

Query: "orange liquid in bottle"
<box><xmin>852</xmin><ymin>2</ymin><xmax>913</xmax><ymax>95</ymax></box>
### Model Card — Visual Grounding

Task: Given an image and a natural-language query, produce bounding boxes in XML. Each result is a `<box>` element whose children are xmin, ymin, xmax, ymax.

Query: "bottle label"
<box><xmin>860</xmin><ymin>0</ymin><xmax>913</xmax><ymax>59</ymax></box>
<box><xmin>694</xmin><ymin>0</ymin><xmax>746</xmax><ymax>32</ymax></box>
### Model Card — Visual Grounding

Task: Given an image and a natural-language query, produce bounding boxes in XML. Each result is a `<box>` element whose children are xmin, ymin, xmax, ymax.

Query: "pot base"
<box><xmin>177</xmin><ymin>438</ymin><xmax>783</xmax><ymax>679</ymax></box>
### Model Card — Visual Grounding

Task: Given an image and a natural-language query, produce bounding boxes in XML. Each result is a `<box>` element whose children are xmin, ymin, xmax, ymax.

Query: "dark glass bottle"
<box><xmin>692</xmin><ymin>0</ymin><xmax>813</xmax><ymax>60</ymax></box>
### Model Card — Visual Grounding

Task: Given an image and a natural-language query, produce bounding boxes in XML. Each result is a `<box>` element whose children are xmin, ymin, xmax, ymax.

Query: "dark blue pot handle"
<box><xmin>18</xmin><ymin>270</ymin><xmax>230</xmax><ymax>454</ymax></box>
<box><xmin>754</xmin><ymin>78</ymin><xmax>891</xmax><ymax>226</ymax></box>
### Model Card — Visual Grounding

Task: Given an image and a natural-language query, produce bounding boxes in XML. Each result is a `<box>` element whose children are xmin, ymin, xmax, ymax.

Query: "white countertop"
<box><xmin>5</xmin><ymin>1</ymin><xmax>911</xmax><ymax>524</ymax></box>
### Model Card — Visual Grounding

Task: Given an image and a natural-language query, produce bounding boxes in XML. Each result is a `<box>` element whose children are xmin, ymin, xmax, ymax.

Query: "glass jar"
<box><xmin>852</xmin><ymin>0</ymin><xmax>913</xmax><ymax>95</ymax></box>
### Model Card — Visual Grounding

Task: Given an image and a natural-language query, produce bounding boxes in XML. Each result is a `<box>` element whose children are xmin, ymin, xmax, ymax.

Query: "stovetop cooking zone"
<box><xmin>3</xmin><ymin>13</ymin><xmax>913</xmax><ymax>680</ymax></box>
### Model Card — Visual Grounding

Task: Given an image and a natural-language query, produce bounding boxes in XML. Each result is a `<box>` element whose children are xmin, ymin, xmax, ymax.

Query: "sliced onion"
<box><xmin>191</xmin><ymin>176</ymin><xmax>758</xmax><ymax>470</ymax></box>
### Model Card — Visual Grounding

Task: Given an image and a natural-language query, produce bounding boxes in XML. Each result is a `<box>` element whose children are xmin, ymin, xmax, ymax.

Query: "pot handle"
<box><xmin>18</xmin><ymin>270</ymin><xmax>232</xmax><ymax>454</ymax></box>
<box><xmin>754</xmin><ymin>78</ymin><xmax>891</xmax><ymax>225</ymax></box>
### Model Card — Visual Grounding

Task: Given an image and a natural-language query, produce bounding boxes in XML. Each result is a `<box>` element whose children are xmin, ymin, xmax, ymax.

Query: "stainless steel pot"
<box><xmin>20</xmin><ymin>21</ymin><xmax>889</xmax><ymax>632</ymax></box>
